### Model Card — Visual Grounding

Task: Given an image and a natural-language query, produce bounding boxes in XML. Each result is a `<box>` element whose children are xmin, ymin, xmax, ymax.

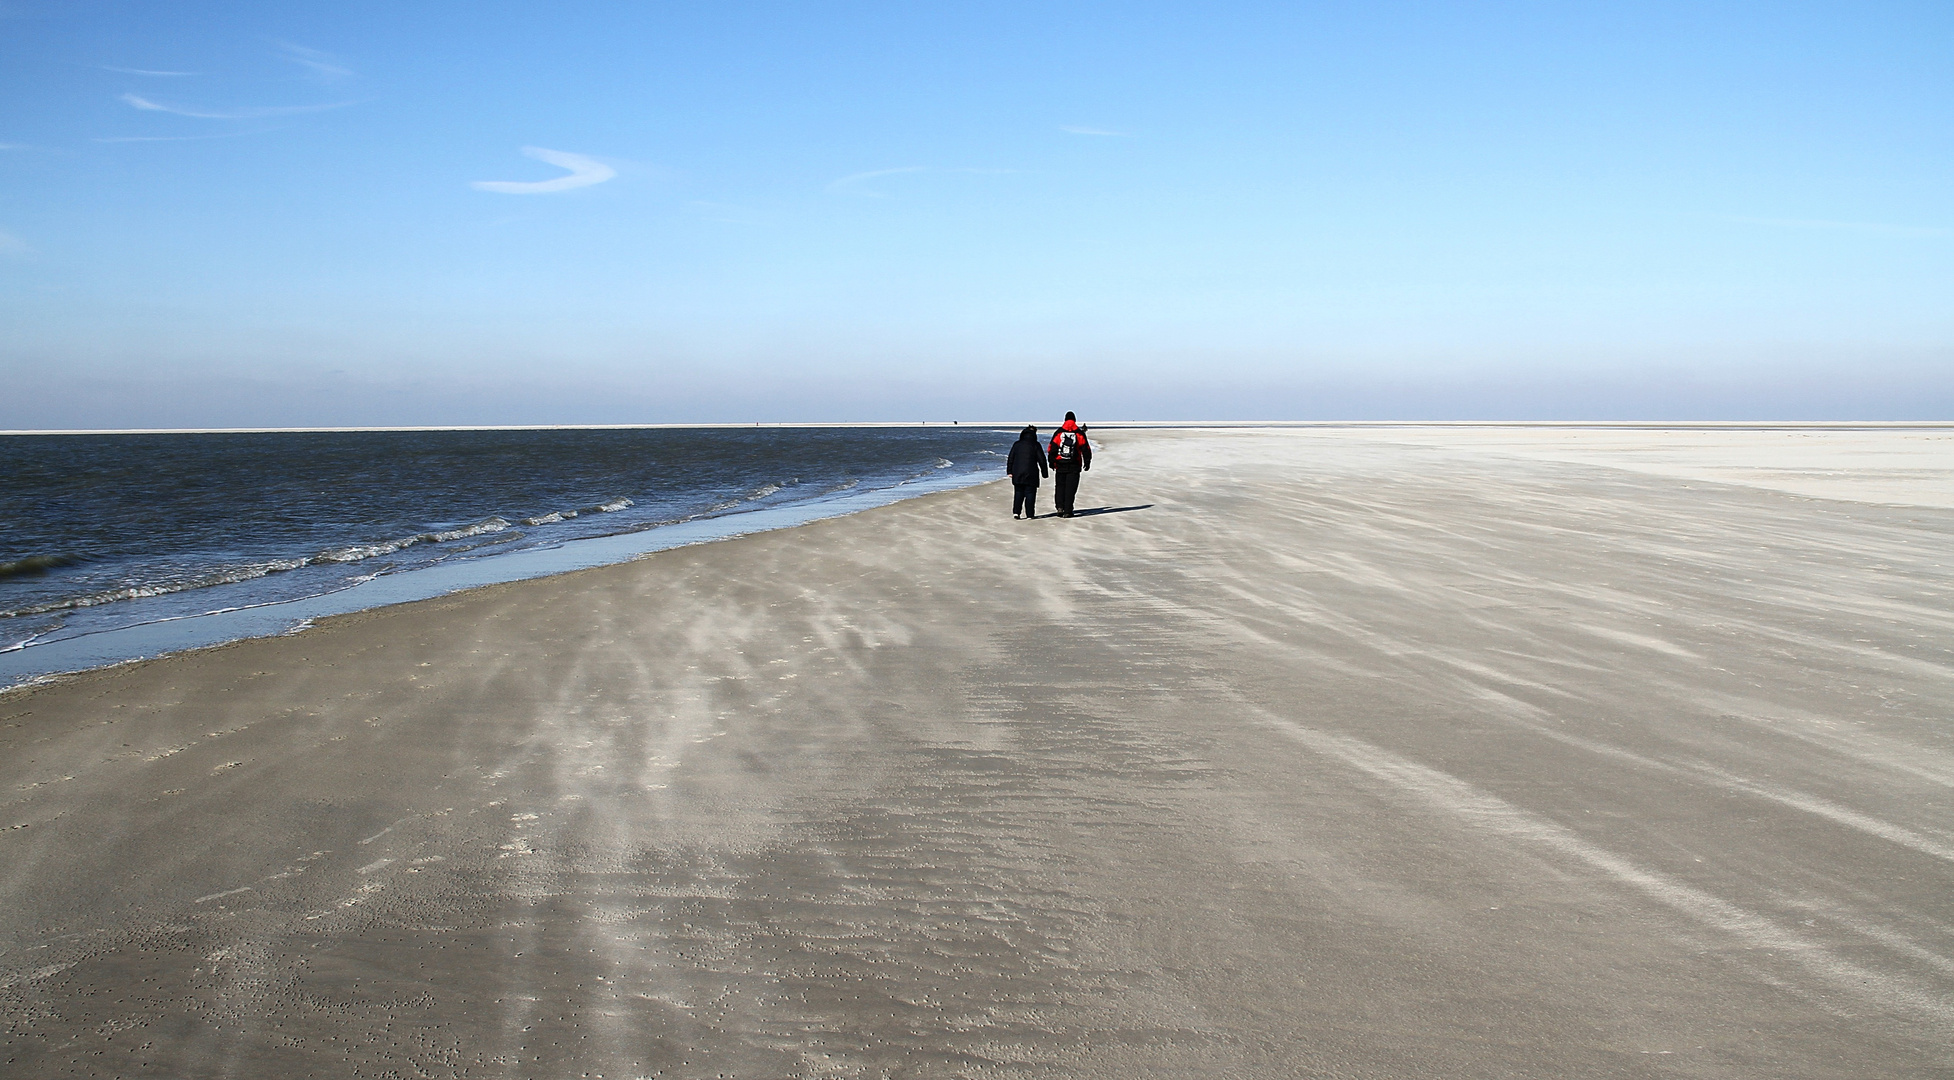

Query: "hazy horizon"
<box><xmin>3</xmin><ymin>2</ymin><xmax>1949</xmax><ymax>427</ymax></box>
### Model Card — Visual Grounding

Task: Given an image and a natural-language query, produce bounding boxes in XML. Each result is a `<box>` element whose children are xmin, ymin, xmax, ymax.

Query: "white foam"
<box><xmin>0</xmin><ymin>557</ymin><xmax>313</xmax><ymax>620</ymax></box>
<box><xmin>317</xmin><ymin>517</ymin><xmax>511</xmax><ymax>563</ymax></box>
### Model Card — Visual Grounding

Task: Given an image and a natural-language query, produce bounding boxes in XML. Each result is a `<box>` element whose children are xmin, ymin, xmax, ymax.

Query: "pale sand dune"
<box><xmin>3</xmin><ymin>427</ymin><xmax>1953</xmax><ymax>1078</ymax></box>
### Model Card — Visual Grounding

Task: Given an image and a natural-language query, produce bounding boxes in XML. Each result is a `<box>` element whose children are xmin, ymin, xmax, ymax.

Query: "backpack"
<box><xmin>1053</xmin><ymin>430</ymin><xmax>1078</xmax><ymax>464</ymax></box>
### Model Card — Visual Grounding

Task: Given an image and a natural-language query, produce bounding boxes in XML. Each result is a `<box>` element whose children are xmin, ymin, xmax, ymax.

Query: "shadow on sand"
<box><xmin>1065</xmin><ymin>505</ymin><xmax>1153</xmax><ymax>518</ymax></box>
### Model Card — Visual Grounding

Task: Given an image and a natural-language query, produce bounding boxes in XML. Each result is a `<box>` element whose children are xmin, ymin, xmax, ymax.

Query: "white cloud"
<box><xmin>471</xmin><ymin>147</ymin><xmax>618</xmax><ymax>194</ymax></box>
<box><xmin>275</xmin><ymin>41</ymin><xmax>353</xmax><ymax>80</ymax></box>
<box><xmin>103</xmin><ymin>66</ymin><xmax>196</xmax><ymax>76</ymax></box>
<box><xmin>1061</xmin><ymin>125</ymin><xmax>1128</xmax><ymax>136</ymax></box>
<box><xmin>120</xmin><ymin>93</ymin><xmax>354</xmax><ymax>120</ymax></box>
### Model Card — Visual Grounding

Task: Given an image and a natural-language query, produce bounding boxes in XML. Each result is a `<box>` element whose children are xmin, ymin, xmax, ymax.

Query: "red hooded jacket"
<box><xmin>1047</xmin><ymin>420</ymin><xmax>1091</xmax><ymax>472</ymax></box>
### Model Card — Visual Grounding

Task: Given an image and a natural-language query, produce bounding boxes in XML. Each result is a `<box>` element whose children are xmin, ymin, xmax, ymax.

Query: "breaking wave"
<box><xmin>317</xmin><ymin>517</ymin><xmax>512</xmax><ymax>563</ymax></box>
<box><xmin>0</xmin><ymin>498</ymin><xmax>638</xmax><ymax>620</ymax></box>
<box><xmin>0</xmin><ymin>557</ymin><xmax>312</xmax><ymax>620</ymax></box>
<box><xmin>520</xmin><ymin>497</ymin><xmax>633</xmax><ymax>527</ymax></box>
<box><xmin>0</xmin><ymin>554</ymin><xmax>82</xmax><ymax>581</ymax></box>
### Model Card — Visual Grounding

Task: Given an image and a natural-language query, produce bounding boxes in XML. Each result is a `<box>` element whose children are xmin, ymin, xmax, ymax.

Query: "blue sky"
<box><xmin>1</xmin><ymin>1</ymin><xmax>1949</xmax><ymax>426</ymax></box>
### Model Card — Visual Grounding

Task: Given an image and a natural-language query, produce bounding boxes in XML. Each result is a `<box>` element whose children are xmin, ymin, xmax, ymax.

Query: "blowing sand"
<box><xmin>3</xmin><ymin>427</ymin><xmax>1953</xmax><ymax>1079</ymax></box>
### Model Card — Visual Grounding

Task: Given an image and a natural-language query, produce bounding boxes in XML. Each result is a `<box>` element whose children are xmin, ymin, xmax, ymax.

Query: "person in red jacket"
<box><xmin>1046</xmin><ymin>412</ymin><xmax>1092</xmax><ymax>517</ymax></box>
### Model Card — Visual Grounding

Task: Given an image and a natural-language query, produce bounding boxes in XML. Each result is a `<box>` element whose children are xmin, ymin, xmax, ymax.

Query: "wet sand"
<box><xmin>4</xmin><ymin>427</ymin><xmax>1953</xmax><ymax>1079</ymax></box>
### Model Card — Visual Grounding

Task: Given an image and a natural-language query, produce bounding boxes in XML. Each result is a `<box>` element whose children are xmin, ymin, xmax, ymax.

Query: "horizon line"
<box><xmin>5</xmin><ymin>420</ymin><xmax>1954</xmax><ymax>436</ymax></box>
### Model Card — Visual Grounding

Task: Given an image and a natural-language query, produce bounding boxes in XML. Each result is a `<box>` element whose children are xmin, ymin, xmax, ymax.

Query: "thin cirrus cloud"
<box><xmin>119</xmin><ymin>93</ymin><xmax>355</xmax><ymax>120</ymax></box>
<box><xmin>275</xmin><ymin>41</ymin><xmax>353</xmax><ymax>80</ymax></box>
<box><xmin>102</xmin><ymin>66</ymin><xmax>197</xmax><ymax>76</ymax></box>
<box><xmin>471</xmin><ymin>147</ymin><xmax>618</xmax><ymax>194</ymax></box>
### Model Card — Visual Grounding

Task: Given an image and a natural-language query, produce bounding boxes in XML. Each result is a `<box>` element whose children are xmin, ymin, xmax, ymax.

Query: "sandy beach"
<box><xmin>4</xmin><ymin>426</ymin><xmax>1953</xmax><ymax>1079</ymax></box>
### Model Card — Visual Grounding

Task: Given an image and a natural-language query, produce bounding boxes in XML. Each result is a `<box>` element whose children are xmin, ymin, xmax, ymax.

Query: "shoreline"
<box><xmin>0</xmin><ymin>465</ymin><xmax>997</xmax><ymax>689</ymax></box>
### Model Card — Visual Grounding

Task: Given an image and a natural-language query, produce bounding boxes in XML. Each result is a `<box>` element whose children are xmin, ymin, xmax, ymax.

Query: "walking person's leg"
<box><xmin>1024</xmin><ymin>483</ymin><xmax>1038</xmax><ymax>519</ymax></box>
<box><xmin>1056</xmin><ymin>471</ymin><xmax>1079</xmax><ymax>516</ymax></box>
<box><xmin>1012</xmin><ymin>482</ymin><xmax>1026</xmax><ymax>518</ymax></box>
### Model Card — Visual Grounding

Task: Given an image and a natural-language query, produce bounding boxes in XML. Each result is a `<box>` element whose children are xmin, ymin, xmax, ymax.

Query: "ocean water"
<box><xmin>0</xmin><ymin>427</ymin><xmax>1012</xmax><ymax>683</ymax></box>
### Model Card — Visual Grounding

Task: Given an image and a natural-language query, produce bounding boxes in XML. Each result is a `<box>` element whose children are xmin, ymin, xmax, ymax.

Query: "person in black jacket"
<box><xmin>1005</xmin><ymin>425</ymin><xmax>1049</xmax><ymax>519</ymax></box>
<box><xmin>1046</xmin><ymin>412</ymin><xmax>1092</xmax><ymax>517</ymax></box>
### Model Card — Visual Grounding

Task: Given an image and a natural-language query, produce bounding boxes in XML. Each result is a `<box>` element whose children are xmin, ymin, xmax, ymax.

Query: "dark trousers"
<box><xmin>1012</xmin><ymin>480</ymin><xmax>1039</xmax><ymax>517</ymax></box>
<box><xmin>1053</xmin><ymin>470</ymin><xmax>1082</xmax><ymax>515</ymax></box>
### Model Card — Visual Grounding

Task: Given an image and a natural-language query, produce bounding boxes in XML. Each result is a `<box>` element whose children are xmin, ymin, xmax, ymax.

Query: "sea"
<box><xmin>0</xmin><ymin>426</ymin><xmax>1014</xmax><ymax>687</ymax></box>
